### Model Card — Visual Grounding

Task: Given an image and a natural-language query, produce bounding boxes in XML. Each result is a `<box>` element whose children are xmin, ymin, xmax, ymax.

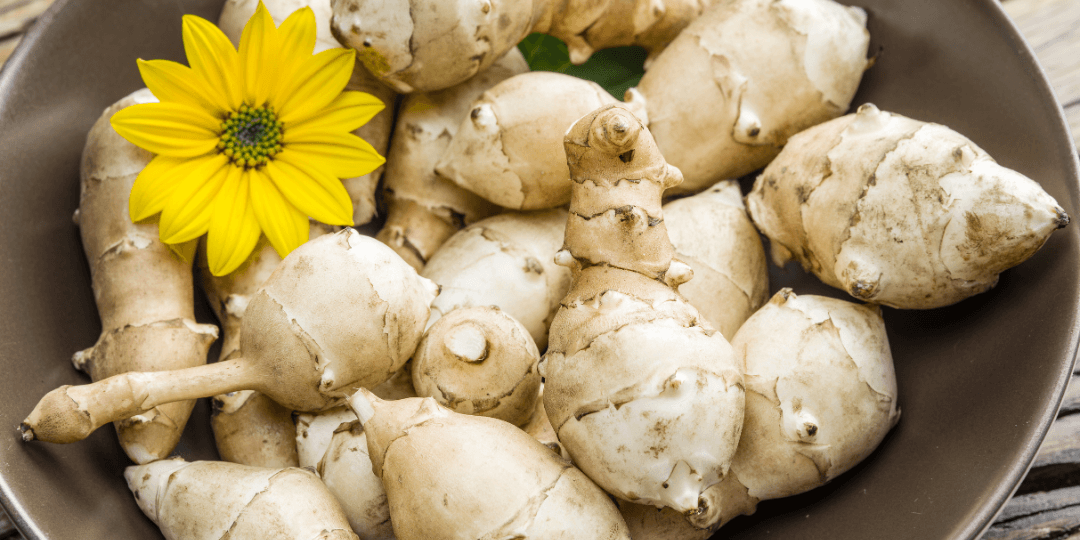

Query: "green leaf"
<box><xmin>517</xmin><ymin>33</ymin><xmax>646</xmax><ymax>99</ymax></box>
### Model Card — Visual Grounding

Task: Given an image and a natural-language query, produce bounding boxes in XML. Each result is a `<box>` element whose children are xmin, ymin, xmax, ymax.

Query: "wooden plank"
<box><xmin>0</xmin><ymin>507</ymin><xmax>18</xmax><ymax>540</ymax></box>
<box><xmin>983</xmin><ymin>485</ymin><xmax>1080</xmax><ymax>540</ymax></box>
<box><xmin>0</xmin><ymin>34</ymin><xmax>19</xmax><ymax>68</ymax></box>
<box><xmin>0</xmin><ymin>0</ymin><xmax>53</xmax><ymax>39</ymax></box>
<box><xmin>1002</xmin><ymin>0</ymin><xmax>1080</xmax><ymax>148</ymax></box>
<box><xmin>1015</xmin><ymin>413</ymin><xmax>1080</xmax><ymax>495</ymax></box>
<box><xmin>1061</xmin><ymin>373</ymin><xmax>1080</xmax><ymax>417</ymax></box>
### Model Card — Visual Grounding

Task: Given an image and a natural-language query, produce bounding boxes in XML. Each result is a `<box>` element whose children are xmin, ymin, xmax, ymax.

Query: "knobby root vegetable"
<box><xmin>729</xmin><ymin>289</ymin><xmax>899</xmax><ymax>503</ymax></box>
<box><xmin>412</xmin><ymin>305</ymin><xmax>541</xmax><ymax>426</ymax></box>
<box><xmin>294</xmin><ymin>369</ymin><xmax>416</xmax><ymax>468</ymax></box>
<box><xmin>349</xmin><ymin>390</ymin><xmax>632</xmax><ymax>540</ymax></box>
<box><xmin>521</xmin><ymin>385</ymin><xmax>571</xmax><ymax>461</ymax></box>
<box><xmin>421</xmin><ymin>208</ymin><xmax>572</xmax><ymax>351</ymax></box>
<box><xmin>317</xmin><ymin>420</ymin><xmax>395</xmax><ymax>540</ymax></box>
<box><xmin>746</xmin><ymin>104</ymin><xmax>1071</xmax><ymax>309</ymax></box>
<box><xmin>541</xmin><ymin>103</ymin><xmax>744</xmax><ymax>513</ymax></box>
<box><xmin>201</xmin><ymin>225</ymin><xmax>334</xmax><ymax>468</ymax></box>
<box><xmin>21</xmin><ymin>229</ymin><xmax>437</xmax><ymax>444</ymax></box>
<box><xmin>126</xmin><ymin>458</ymin><xmax>357</xmax><ymax>540</ymax></box>
<box><xmin>72</xmin><ymin>88</ymin><xmax>218</xmax><ymax>464</ymax></box>
<box><xmin>329</xmin><ymin>0</ymin><xmax>714</xmax><ymax>93</ymax></box>
<box><xmin>375</xmin><ymin>49</ymin><xmax>527</xmax><ymax>270</ymax></box>
<box><xmin>629</xmin><ymin>0</ymin><xmax>870</xmax><ymax>194</ymax></box>
<box><xmin>220</xmin><ymin>0</ymin><xmax>398</xmax><ymax>226</ymax></box>
<box><xmin>616</xmin><ymin>289</ymin><xmax>899</xmax><ymax>538</ymax></box>
<box><xmin>663</xmin><ymin>180</ymin><xmax>769</xmax><ymax>339</ymax></box>
<box><xmin>436</xmin><ymin>72</ymin><xmax>623</xmax><ymax>210</ymax></box>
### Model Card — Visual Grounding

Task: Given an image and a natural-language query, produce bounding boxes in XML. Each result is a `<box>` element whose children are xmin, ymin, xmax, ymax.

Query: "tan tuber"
<box><xmin>375</xmin><ymin>49</ymin><xmax>527</xmax><ymax>270</ymax></box>
<box><xmin>126</xmin><ymin>458</ymin><xmax>357</xmax><ymax>539</ymax></box>
<box><xmin>542</xmin><ymin>103</ymin><xmax>744</xmax><ymax>513</ymax></box>
<box><xmin>21</xmin><ymin>229</ymin><xmax>437</xmax><ymax>444</ymax></box>
<box><xmin>73</xmin><ymin>88</ymin><xmax>218</xmax><ymax>464</ymax></box>
<box><xmin>746</xmin><ymin>104</ymin><xmax>1070</xmax><ymax>308</ymax></box>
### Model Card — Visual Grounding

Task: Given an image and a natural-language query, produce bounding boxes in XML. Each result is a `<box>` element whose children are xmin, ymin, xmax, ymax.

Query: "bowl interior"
<box><xmin>0</xmin><ymin>0</ymin><xmax>1077</xmax><ymax>539</ymax></box>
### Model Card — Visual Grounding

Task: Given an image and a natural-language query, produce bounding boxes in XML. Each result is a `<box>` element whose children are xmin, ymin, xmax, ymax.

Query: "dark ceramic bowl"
<box><xmin>0</xmin><ymin>0</ymin><xmax>1077</xmax><ymax>539</ymax></box>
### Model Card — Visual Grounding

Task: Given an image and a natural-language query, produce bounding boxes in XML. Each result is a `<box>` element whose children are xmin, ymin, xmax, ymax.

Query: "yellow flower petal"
<box><xmin>282</xmin><ymin>131</ymin><xmax>386</xmax><ymax>178</ymax></box>
<box><xmin>274</xmin><ymin>7</ymin><xmax>317</xmax><ymax>71</ymax></box>
<box><xmin>265</xmin><ymin>152</ymin><xmax>353</xmax><ymax>226</ymax></box>
<box><xmin>130</xmin><ymin>154</ymin><xmax>218</xmax><ymax>221</ymax></box>
<box><xmin>238</xmin><ymin>2</ymin><xmax>279</xmax><ymax>107</ymax></box>
<box><xmin>182</xmin><ymin>14</ymin><xmax>244</xmax><ymax>111</ymax></box>
<box><xmin>249</xmin><ymin>169</ymin><xmax>309</xmax><ymax>259</ymax></box>
<box><xmin>285</xmin><ymin>90</ymin><xmax>385</xmax><ymax>138</ymax></box>
<box><xmin>137</xmin><ymin>59</ymin><xmax>227</xmax><ymax>115</ymax></box>
<box><xmin>207</xmin><ymin>169</ymin><xmax>262</xmax><ymax>276</ymax></box>
<box><xmin>158</xmin><ymin>155</ymin><xmax>231</xmax><ymax>243</ymax></box>
<box><xmin>274</xmin><ymin>48</ymin><xmax>355</xmax><ymax>125</ymax></box>
<box><xmin>168</xmin><ymin>238</ymin><xmax>201</xmax><ymax>263</ymax></box>
<box><xmin>111</xmin><ymin>102</ymin><xmax>221</xmax><ymax>158</ymax></box>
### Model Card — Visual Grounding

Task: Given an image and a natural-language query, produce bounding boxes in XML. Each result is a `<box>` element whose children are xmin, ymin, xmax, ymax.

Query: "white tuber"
<box><xmin>746</xmin><ymin>104</ymin><xmax>1070</xmax><ymax>308</ymax></box>
<box><xmin>349</xmin><ymin>390</ymin><xmax>632</xmax><ymax>539</ymax></box>
<box><xmin>542</xmin><ymin>104</ymin><xmax>744</xmax><ymax>513</ymax></box>
<box><xmin>411</xmin><ymin>305</ymin><xmax>542</xmax><ymax>426</ymax></box>
<box><xmin>630</xmin><ymin>0</ymin><xmax>870</xmax><ymax>194</ymax></box>
<box><xmin>126</xmin><ymin>458</ymin><xmax>357</xmax><ymax>539</ymax></box>
<box><xmin>663</xmin><ymin>180</ymin><xmax>769</xmax><ymax>338</ymax></box>
<box><xmin>421</xmin><ymin>208</ymin><xmax>572</xmax><ymax>351</ymax></box>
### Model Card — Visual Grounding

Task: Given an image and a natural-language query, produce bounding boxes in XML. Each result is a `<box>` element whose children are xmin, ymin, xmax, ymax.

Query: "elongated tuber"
<box><xmin>126</xmin><ymin>458</ymin><xmax>357</xmax><ymax>539</ymax></box>
<box><xmin>329</xmin><ymin>0</ymin><xmax>714</xmax><ymax>93</ymax></box>
<box><xmin>542</xmin><ymin>103</ymin><xmax>744</xmax><ymax>513</ymax></box>
<box><xmin>663</xmin><ymin>180</ymin><xmax>769</xmax><ymax>339</ymax></box>
<box><xmin>746</xmin><ymin>104</ymin><xmax>1070</xmax><ymax>308</ymax></box>
<box><xmin>412</xmin><ymin>305</ymin><xmax>542</xmax><ymax>426</ymax></box>
<box><xmin>436</xmin><ymin>71</ymin><xmax>620</xmax><ymax>210</ymax></box>
<box><xmin>317</xmin><ymin>420</ymin><xmax>395</xmax><ymax>540</ymax></box>
<box><xmin>349</xmin><ymin>390</ymin><xmax>632</xmax><ymax>539</ymax></box>
<box><xmin>74</xmin><ymin>88</ymin><xmax>218</xmax><ymax>464</ymax></box>
<box><xmin>629</xmin><ymin>0</ymin><xmax>870</xmax><ymax>194</ymax></box>
<box><xmin>219</xmin><ymin>0</ymin><xmax>397</xmax><ymax>226</ymax></box>
<box><xmin>375</xmin><ymin>49</ymin><xmax>527</xmax><ymax>270</ymax></box>
<box><xmin>421</xmin><ymin>208</ymin><xmax>572</xmax><ymax>351</ymax></box>
<box><xmin>22</xmin><ymin>229</ymin><xmax>437</xmax><ymax>444</ymax></box>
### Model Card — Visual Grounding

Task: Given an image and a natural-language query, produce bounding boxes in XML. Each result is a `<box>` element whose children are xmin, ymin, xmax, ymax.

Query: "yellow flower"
<box><xmin>111</xmin><ymin>2</ymin><xmax>384</xmax><ymax>276</ymax></box>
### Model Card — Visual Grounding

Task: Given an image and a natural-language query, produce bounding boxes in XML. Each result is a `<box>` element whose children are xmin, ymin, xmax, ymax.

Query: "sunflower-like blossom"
<box><xmin>111</xmin><ymin>2</ymin><xmax>384</xmax><ymax>275</ymax></box>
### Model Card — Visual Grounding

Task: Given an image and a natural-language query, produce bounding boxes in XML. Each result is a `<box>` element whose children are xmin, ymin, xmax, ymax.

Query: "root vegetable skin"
<box><xmin>541</xmin><ymin>104</ymin><xmax>744</xmax><ymax>513</ymax></box>
<box><xmin>663</xmin><ymin>180</ymin><xmax>769</xmax><ymax>339</ymax></box>
<box><xmin>21</xmin><ymin>230</ymin><xmax>437</xmax><ymax>444</ymax></box>
<box><xmin>421</xmin><ymin>208</ymin><xmax>572</xmax><ymax>351</ymax></box>
<box><xmin>412</xmin><ymin>305</ymin><xmax>541</xmax><ymax>426</ymax></box>
<box><xmin>729</xmin><ymin>290</ymin><xmax>899</xmax><ymax>502</ymax></box>
<box><xmin>375</xmin><ymin>49</ymin><xmax>527</xmax><ymax>270</ymax></box>
<box><xmin>436</xmin><ymin>72</ymin><xmax>618</xmax><ymax>210</ymax></box>
<box><xmin>317</xmin><ymin>420</ymin><xmax>395</xmax><ymax>540</ymax></box>
<box><xmin>746</xmin><ymin>104</ymin><xmax>1070</xmax><ymax>309</ymax></box>
<box><xmin>75</xmin><ymin>88</ymin><xmax>218</xmax><ymax>464</ymax></box>
<box><xmin>633</xmin><ymin>0</ymin><xmax>870</xmax><ymax>194</ymax></box>
<box><xmin>350</xmin><ymin>391</ymin><xmax>632</xmax><ymax>540</ymax></box>
<box><xmin>329</xmin><ymin>0</ymin><xmax>714</xmax><ymax>93</ymax></box>
<box><xmin>220</xmin><ymin>0</ymin><xmax>397</xmax><ymax>226</ymax></box>
<box><xmin>126</xmin><ymin>458</ymin><xmax>357</xmax><ymax>540</ymax></box>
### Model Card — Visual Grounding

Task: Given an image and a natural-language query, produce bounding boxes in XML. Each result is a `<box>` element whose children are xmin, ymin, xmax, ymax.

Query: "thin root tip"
<box><xmin>1054</xmin><ymin>207</ymin><xmax>1070</xmax><ymax>229</ymax></box>
<box><xmin>19</xmin><ymin>423</ymin><xmax>34</xmax><ymax>442</ymax></box>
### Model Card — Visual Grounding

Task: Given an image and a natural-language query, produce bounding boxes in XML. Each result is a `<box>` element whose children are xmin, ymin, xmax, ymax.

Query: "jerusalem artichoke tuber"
<box><xmin>746</xmin><ymin>104</ymin><xmax>1070</xmax><ymax>308</ymax></box>
<box><xmin>542</xmin><ymin>103</ymin><xmax>744</xmax><ymax>513</ymax></box>
<box><xmin>74</xmin><ymin>88</ymin><xmax>218</xmax><ymax>464</ymax></box>
<box><xmin>21</xmin><ymin>229</ymin><xmax>437</xmax><ymax>444</ymax></box>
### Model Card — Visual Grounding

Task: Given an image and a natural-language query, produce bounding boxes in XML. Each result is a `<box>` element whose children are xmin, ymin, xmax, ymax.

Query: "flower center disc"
<box><xmin>217</xmin><ymin>104</ymin><xmax>284</xmax><ymax>168</ymax></box>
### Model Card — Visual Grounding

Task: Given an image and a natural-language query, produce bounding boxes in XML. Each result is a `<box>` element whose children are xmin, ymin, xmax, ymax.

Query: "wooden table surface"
<box><xmin>1</xmin><ymin>0</ymin><xmax>1079</xmax><ymax>538</ymax></box>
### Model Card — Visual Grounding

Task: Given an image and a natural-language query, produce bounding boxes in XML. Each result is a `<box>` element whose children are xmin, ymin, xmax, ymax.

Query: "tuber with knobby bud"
<box><xmin>541</xmin><ymin>103</ymin><xmax>744</xmax><ymax>513</ymax></box>
<box><xmin>73</xmin><ymin>88</ymin><xmax>218</xmax><ymax>464</ymax></box>
<box><xmin>20</xmin><ymin>229</ymin><xmax>437</xmax><ymax>444</ymax></box>
<box><xmin>375</xmin><ymin>49</ymin><xmax>527</xmax><ymax>270</ymax></box>
<box><xmin>329</xmin><ymin>0</ymin><xmax>715</xmax><ymax>93</ymax></box>
<box><xmin>746</xmin><ymin>104</ymin><xmax>1070</xmax><ymax>309</ymax></box>
<box><xmin>126</xmin><ymin>458</ymin><xmax>357</xmax><ymax>540</ymax></box>
<box><xmin>348</xmin><ymin>389</ymin><xmax>632</xmax><ymax>539</ymax></box>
